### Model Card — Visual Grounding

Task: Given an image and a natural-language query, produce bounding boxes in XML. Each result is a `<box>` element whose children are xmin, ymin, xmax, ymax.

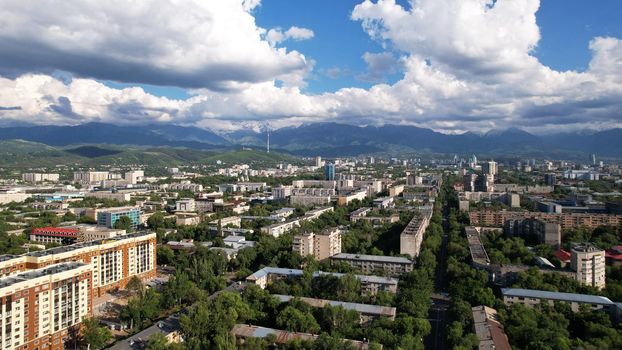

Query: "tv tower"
<box><xmin>264</xmin><ymin>123</ymin><xmax>270</xmax><ymax>153</ymax></box>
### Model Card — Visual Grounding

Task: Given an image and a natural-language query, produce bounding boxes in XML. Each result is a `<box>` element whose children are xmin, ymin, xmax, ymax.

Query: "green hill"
<box><xmin>0</xmin><ymin>141</ymin><xmax>299</xmax><ymax>168</ymax></box>
<box><xmin>203</xmin><ymin>149</ymin><xmax>300</xmax><ymax>165</ymax></box>
<box><xmin>0</xmin><ymin>140</ymin><xmax>81</xmax><ymax>166</ymax></box>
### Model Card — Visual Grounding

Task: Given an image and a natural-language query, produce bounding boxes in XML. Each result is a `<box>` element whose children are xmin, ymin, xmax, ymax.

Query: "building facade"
<box><xmin>22</xmin><ymin>173</ymin><xmax>60</xmax><ymax>183</ymax></box>
<box><xmin>324</xmin><ymin>163</ymin><xmax>335</xmax><ymax>181</ymax></box>
<box><xmin>0</xmin><ymin>262</ymin><xmax>93</xmax><ymax>350</ymax></box>
<box><xmin>73</xmin><ymin>171</ymin><xmax>109</xmax><ymax>185</ymax></box>
<box><xmin>30</xmin><ymin>227</ymin><xmax>80</xmax><ymax>245</ymax></box>
<box><xmin>0</xmin><ymin>232</ymin><xmax>156</xmax><ymax>297</ymax></box>
<box><xmin>330</xmin><ymin>253</ymin><xmax>413</xmax><ymax>277</ymax></box>
<box><xmin>96</xmin><ymin>207</ymin><xmax>141</xmax><ymax>229</ymax></box>
<box><xmin>400</xmin><ymin>209</ymin><xmax>433</xmax><ymax>258</ymax></box>
<box><xmin>571</xmin><ymin>244</ymin><xmax>606</xmax><ymax>289</ymax></box>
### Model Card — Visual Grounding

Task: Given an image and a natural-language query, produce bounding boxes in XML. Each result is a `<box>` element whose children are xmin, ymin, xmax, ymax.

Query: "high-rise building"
<box><xmin>463</xmin><ymin>174</ymin><xmax>477</xmax><ymax>192</ymax></box>
<box><xmin>406</xmin><ymin>174</ymin><xmax>423</xmax><ymax>186</ymax></box>
<box><xmin>0</xmin><ymin>263</ymin><xmax>93</xmax><ymax>350</ymax></box>
<box><xmin>124</xmin><ymin>170</ymin><xmax>144</xmax><ymax>184</ymax></box>
<box><xmin>591</xmin><ymin>154</ymin><xmax>596</xmax><ymax>165</ymax></box>
<box><xmin>475</xmin><ymin>174</ymin><xmax>494</xmax><ymax>192</ymax></box>
<box><xmin>22</xmin><ymin>173</ymin><xmax>60</xmax><ymax>183</ymax></box>
<box><xmin>544</xmin><ymin>173</ymin><xmax>557</xmax><ymax>186</ymax></box>
<box><xmin>482</xmin><ymin>161</ymin><xmax>497</xmax><ymax>175</ymax></box>
<box><xmin>324</xmin><ymin>163</ymin><xmax>335</xmax><ymax>181</ymax></box>
<box><xmin>292</xmin><ymin>228</ymin><xmax>341</xmax><ymax>260</ymax></box>
<box><xmin>0</xmin><ymin>232</ymin><xmax>157</xmax><ymax>296</ymax></box>
<box><xmin>571</xmin><ymin>244</ymin><xmax>606</xmax><ymax>289</ymax></box>
<box><xmin>175</xmin><ymin>198</ymin><xmax>196</xmax><ymax>212</ymax></box>
<box><xmin>73</xmin><ymin>171</ymin><xmax>109</xmax><ymax>185</ymax></box>
<box><xmin>315</xmin><ymin>156</ymin><xmax>322</xmax><ymax>167</ymax></box>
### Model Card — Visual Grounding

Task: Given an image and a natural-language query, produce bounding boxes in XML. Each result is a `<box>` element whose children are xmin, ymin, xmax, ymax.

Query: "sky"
<box><xmin>0</xmin><ymin>0</ymin><xmax>621</xmax><ymax>134</ymax></box>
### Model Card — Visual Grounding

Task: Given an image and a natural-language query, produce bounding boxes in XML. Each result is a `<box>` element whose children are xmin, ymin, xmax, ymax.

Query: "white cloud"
<box><xmin>1</xmin><ymin>0</ymin><xmax>622</xmax><ymax>134</ymax></box>
<box><xmin>266</xmin><ymin>26</ymin><xmax>315</xmax><ymax>46</ymax></box>
<box><xmin>357</xmin><ymin>52</ymin><xmax>400</xmax><ymax>82</ymax></box>
<box><xmin>0</xmin><ymin>0</ymin><xmax>310</xmax><ymax>90</ymax></box>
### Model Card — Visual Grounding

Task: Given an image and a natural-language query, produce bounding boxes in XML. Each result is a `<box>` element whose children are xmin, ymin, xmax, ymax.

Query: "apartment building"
<box><xmin>73</xmin><ymin>171</ymin><xmax>109</xmax><ymax>185</ymax></box>
<box><xmin>272</xmin><ymin>186</ymin><xmax>292</xmax><ymax>200</ymax></box>
<box><xmin>571</xmin><ymin>244</ymin><xmax>606</xmax><ymax>289</ymax></box>
<box><xmin>349</xmin><ymin>207</ymin><xmax>400</xmax><ymax>225</ymax></box>
<box><xmin>290</xmin><ymin>188</ymin><xmax>334</xmax><ymax>207</ymax></box>
<box><xmin>21</xmin><ymin>173</ymin><xmax>60</xmax><ymax>183</ymax></box>
<box><xmin>388</xmin><ymin>185</ymin><xmax>404</xmax><ymax>197</ymax></box>
<box><xmin>175</xmin><ymin>198</ymin><xmax>196</xmax><ymax>212</ymax></box>
<box><xmin>471</xmin><ymin>306</ymin><xmax>512</xmax><ymax>350</ymax></box>
<box><xmin>469</xmin><ymin>210</ymin><xmax>622</xmax><ymax>230</ymax></box>
<box><xmin>124</xmin><ymin>170</ymin><xmax>144</xmax><ymax>185</ymax></box>
<box><xmin>0</xmin><ymin>232</ymin><xmax>156</xmax><ymax>297</ymax></box>
<box><xmin>167</xmin><ymin>182</ymin><xmax>203</xmax><ymax>193</ymax></box>
<box><xmin>231</xmin><ymin>324</ymin><xmax>376</xmax><ymax>350</ymax></box>
<box><xmin>246</xmin><ymin>267</ymin><xmax>399</xmax><ymax>295</ymax></box>
<box><xmin>31</xmin><ymin>226</ymin><xmax>126</xmax><ymax>246</ymax></box>
<box><xmin>85</xmin><ymin>191</ymin><xmax>131</xmax><ymax>202</ymax></box>
<box><xmin>262</xmin><ymin>219</ymin><xmax>300</xmax><ymax>237</ymax></box>
<box><xmin>96</xmin><ymin>207</ymin><xmax>141</xmax><ymax>229</ymax></box>
<box><xmin>262</xmin><ymin>207</ymin><xmax>334</xmax><ymax>238</ymax></box>
<box><xmin>291</xmin><ymin>180</ymin><xmax>336</xmax><ymax>189</ymax></box>
<box><xmin>273</xmin><ymin>295</ymin><xmax>396</xmax><ymax>324</ymax></box>
<box><xmin>30</xmin><ymin>227</ymin><xmax>80</xmax><ymax>245</ymax></box>
<box><xmin>330</xmin><ymin>253</ymin><xmax>413</xmax><ymax>277</ymax></box>
<box><xmin>501</xmin><ymin>288</ymin><xmax>619</xmax><ymax>314</ymax></box>
<box><xmin>337</xmin><ymin>189</ymin><xmax>368</xmax><ymax>206</ymax></box>
<box><xmin>400</xmin><ymin>209</ymin><xmax>433</xmax><ymax>258</ymax></box>
<box><xmin>0</xmin><ymin>262</ymin><xmax>92</xmax><ymax>350</ymax></box>
<box><xmin>504</xmin><ymin>218</ymin><xmax>561</xmax><ymax>247</ymax></box>
<box><xmin>293</xmin><ymin>228</ymin><xmax>342</xmax><ymax>260</ymax></box>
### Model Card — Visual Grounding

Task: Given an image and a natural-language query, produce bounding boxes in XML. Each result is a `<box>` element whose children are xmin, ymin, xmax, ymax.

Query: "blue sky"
<box><xmin>1</xmin><ymin>0</ymin><xmax>622</xmax><ymax>133</ymax></box>
<box><xmin>111</xmin><ymin>0</ymin><xmax>622</xmax><ymax>99</ymax></box>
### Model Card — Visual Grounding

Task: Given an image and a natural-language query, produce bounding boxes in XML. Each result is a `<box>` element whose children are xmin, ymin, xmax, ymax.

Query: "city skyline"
<box><xmin>0</xmin><ymin>0</ymin><xmax>621</xmax><ymax>134</ymax></box>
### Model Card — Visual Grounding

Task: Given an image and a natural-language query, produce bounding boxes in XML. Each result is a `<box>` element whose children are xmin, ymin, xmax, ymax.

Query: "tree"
<box><xmin>147</xmin><ymin>211</ymin><xmax>166</xmax><ymax>230</ymax></box>
<box><xmin>145</xmin><ymin>333</ymin><xmax>169</xmax><ymax>350</ymax></box>
<box><xmin>114</xmin><ymin>215</ymin><xmax>134</xmax><ymax>231</ymax></box>
<box><xmin>157</xmin><ymin>245</ymin><xmax>175</xmax><ymax>265</ymax></box>
<box><xmin>126</xmin><ymin>276</ymin><xmax>145</xmax><ymax>297</ymax></box>
<box><xmin>81</xmin><ymin>317</ymin><xmax>112</xmax><ymax>349</ymax></box>
<box><xmin>276</xmin><ymin>305</ymin><xmax>320</xmax><ymax>333</ymax></box>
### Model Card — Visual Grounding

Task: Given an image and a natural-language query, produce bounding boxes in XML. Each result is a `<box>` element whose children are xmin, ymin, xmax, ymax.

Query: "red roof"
<box><xmin>32</xmin><ymin>227</ymin><xmax>79</xmax><ymax>237</ymax></box>
<box><xmin>554</xmin><ymin>249</ymin><xmax>571</xmax><ymax>262</ymax></box>
<box><xmin>606</xmin><ymin>250</ymin><xmax>622</xmax><ymax>261</ymax></box>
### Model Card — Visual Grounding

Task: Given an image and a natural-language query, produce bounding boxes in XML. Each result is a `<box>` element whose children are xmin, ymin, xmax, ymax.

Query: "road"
<box><xmin>424</xmin><ymin>200</ymin><xmax>450</xmax><ymax>350</ymax></box>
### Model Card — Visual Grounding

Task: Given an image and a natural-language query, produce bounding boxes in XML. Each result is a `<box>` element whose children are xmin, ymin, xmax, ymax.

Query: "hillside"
<box><xmin>2</xmin><ymin>122</ymin><xmax>622</xmax><ymax>158</ymax></box>
<box><xmin>202</xmin><ymin>149</ymin><xmax>301</xmax><ymax>165</ymax></box>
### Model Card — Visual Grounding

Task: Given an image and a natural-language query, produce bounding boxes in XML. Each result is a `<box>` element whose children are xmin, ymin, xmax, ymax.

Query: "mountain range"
<box><xmin>0</xmin><ymin>122</ymin><xmax>620</xmax><ymax>158</ymax></box>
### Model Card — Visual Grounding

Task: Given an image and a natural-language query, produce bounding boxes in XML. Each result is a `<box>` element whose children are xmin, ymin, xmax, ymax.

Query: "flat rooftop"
<box><xmin>0</xmin><ymin>262</ymin><xmax>87</xmax><ymax>289</ymax></box>
<box><xmin>0</xmin><ymin>231</ymin><xmax>153</xmax><ymax>260</ymax></box>
<box><xmin>501</xmin><ymin>288</ymin><xmax>614</xmax><ymax>305</ymax></box>
<box><xmin>231</xmin><ymin>324</ymin><xmax>378</xmax><ymax>350</ymax></box>
<box><xmin>331</xmin><ymin>253</ymin><xmax>412</xmax><ymax>265</ymax></box>
<box><xmin>273</xmin><ymin>294</ymin><xmax>396</xmax><ymax>318</ymax></box>
<box><xmin>246</xmin><ymin>267</ymin><xmax>398</xmax><ymax>286</ymax></box>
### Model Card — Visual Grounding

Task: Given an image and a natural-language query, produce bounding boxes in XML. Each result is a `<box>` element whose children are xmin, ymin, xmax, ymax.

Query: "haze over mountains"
<box><xmin>0</xmin><ymin>122</ymin><xmax>620</xmax><ymax>158</ymax></box>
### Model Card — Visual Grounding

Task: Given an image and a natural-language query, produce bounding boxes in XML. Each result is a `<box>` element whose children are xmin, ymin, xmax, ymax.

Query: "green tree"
<box><xmin>276</xmin><ymin>305</ymin><xmax>320</xmax><ymax>333</ymax></box>
<box><xmin>145</xmin><ymin>333</ymin><xmax>169</xmax><ymax>350</ymax></box>
<box><xmin>114</xmin><ymin>215</ymin><xmax>134</xmax><ymax>231</ymax></box>
<box><xmin>81</xmin><ymin>317</ymin><xmax>112</xmax><ymax>349</ymax></box>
